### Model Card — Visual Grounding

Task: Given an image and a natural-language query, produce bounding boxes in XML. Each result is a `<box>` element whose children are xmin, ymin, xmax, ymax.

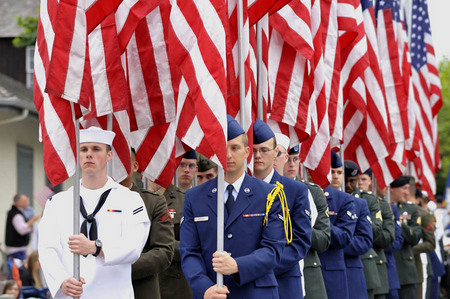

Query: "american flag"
<box><xmin>34</xmin><ymin>0</ymin><xmax>78</xmax><ymax>186</ymax></box>
<box><xmin>409</xmin><ymin>0</ymin><xmax>442</xmax><ymax>196</ymax></box>
<box><xmin>347</xmin><ymin>0</ymin><xmax>390</xmax><ymax>177</ymax></box>
<box><xmin>169</xmin><ymin>0</ymin><xmax>228</xmax><ymax>169</ymax></box>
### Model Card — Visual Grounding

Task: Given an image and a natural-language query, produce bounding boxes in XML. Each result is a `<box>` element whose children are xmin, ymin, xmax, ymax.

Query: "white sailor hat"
<box><xmin>80</xmin><ymin>126</ymin><xmax>115</xmax><ymax>146</ymax></box>
<box><xmin>275</xmin><ymin>133</ymin><xmax>290</xmax><ymax>151</ymax></box>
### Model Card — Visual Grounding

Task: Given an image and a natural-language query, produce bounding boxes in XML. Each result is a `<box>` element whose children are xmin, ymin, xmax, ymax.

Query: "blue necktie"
<box><xmin>226</xmin><ymin>185</ymin><xmax>235</xmax><ymax>214</ymax></box>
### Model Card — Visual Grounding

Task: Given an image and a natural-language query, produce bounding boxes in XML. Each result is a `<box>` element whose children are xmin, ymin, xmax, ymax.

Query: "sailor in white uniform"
<box><xmin>38</xmin><ymin>127</ymin><xmax>150</xmax><ymax>298</ymax></box>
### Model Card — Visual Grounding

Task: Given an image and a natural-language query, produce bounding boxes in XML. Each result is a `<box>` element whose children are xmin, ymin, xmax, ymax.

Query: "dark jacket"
<box><xmin>160</xmin><ymin>184</ymin><xmax>193</xmax><ymax>299</ymax></box>
<box><xmin>5</xmin><ymin>205</ymin><xmax>30</xmax><ymax>247</ymax></box>
<box><xmin>131</xmin><ymin>184</ymin><xmax>175</xmax><ymax>299</ymax></box>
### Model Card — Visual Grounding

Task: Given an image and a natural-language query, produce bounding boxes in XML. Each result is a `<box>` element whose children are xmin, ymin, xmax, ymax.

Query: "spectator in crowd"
<box><xmin>1</xmin><ymin>280</ymin><xmax>20</xmax><ymax>299</ymax></box>
<box><xmin>196</xmin><ymin>154</ymin><xmax>218</xmax><ymax>185</ymax></box>
<box><xmin>177</xmin><ymin>151</ymin><xmax>198</xmax><ymax>190</ymax></box>
<box><xmin>5</xmin><ymin>194</ymin><xmax>40</xmax><ymax>260</ymax></box>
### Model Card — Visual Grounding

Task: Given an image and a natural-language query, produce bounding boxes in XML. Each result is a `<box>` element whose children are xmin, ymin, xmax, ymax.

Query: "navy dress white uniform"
<box><xmin>343</xmin><ymin>196</ymin><xmax>373</xmax><ymax>299</ymax></box>
<box><xmin>39</xmin><ymin>178</ymin><xmax>150</xmax><ymax>299</ymax></box>
<box><xmin>252</xmin><ymin>119</ymin><xmax>312</xmax><ymax>298</ymax></box>
<box><xmin>179</xmin><ymin>115</ymin><xmax>286</xmax><ymax>299</ymax></box>
<box><xmin>319</xmin><ymin>186</ymin><xmax>356</xmax><ymax>299</ymax></box>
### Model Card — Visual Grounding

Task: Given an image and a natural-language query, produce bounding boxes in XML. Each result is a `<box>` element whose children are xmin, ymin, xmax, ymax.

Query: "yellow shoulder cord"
<box><xmin>263</xmin><ymin>181</ymin><xmax>293</xmax><ymax>245</ymax></box>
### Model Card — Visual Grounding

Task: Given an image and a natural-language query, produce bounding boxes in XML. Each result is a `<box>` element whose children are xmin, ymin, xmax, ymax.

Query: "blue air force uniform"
<box><xmin>270</xmin><ymin>171</ymin><xmax>312</xmax><ymax>298</ymax></box>
<box><xmin>319</xmin><ymin>186</ymin><xmax>357</xmax><ymax>299</ymax></box>
<box><xmin>385</xmin><ymin>203</ymin><xmax>404</xmax><ymax>299</ymax></box>
<box><xmin>179</xmin><ymin>174</ymin><xmax>286</xmax><ymax>299</ymax></box>
<box><xmin>344</xmin><ymin>196</ymin><xmax>374</xmax><ymax>299</ymax></box>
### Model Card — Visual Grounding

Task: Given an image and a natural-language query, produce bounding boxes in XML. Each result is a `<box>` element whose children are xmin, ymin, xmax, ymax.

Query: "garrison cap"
<box><xmin>197</xmin><ymin>154</ymin><xmax>217</xmax><ymax>172</ymax></box>
<box><xmin>390</xmin><ymin>175</ymin><xmax>410</xmax><ymax>188</ymax></box>
<box><xmin>275</xmin><ymin>133</ymin><xmax>290</xmax><ymax>151</ymax></box>
<box><xmin>253</xmin><ymin>120</ymin><xmax>275</xmax><ymax>144</ymax></box>
<box><xmin>363</xmin><ymin>168</ymin><xmax>373</xmax><ymax>176</ymax></box>
<box><xmin>227</xmin><ymin>114</ymin><xmax>245</xmax><ymax>140</ymax></box>
<box><xmin>344</xmin><ymin>160</ymin><xmax>360</xmax><ymax>178</ymax></box>
<box><xmin>80</xmin><ymin>126</ymin><xmax>115</xmax><ymax>146</ymax></box>
<box><xmin>331</xmin><ymin>150</ymin><xmax>342</xmax><ymax>168</ymax></box>
<box><xmin>288</xmin><ymin>145</ymin><xmax>300</xmax><ymax>155</ymax></box>
<box><xmin>183</xmin><ymin>150</ymin><xmax>197</xmax><ymax>160</ymax></box>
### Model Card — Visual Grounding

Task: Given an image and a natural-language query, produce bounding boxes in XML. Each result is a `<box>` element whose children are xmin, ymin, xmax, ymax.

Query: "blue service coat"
<box><xmin>270</xmin><ymin>171</ymin><xmax>312</xmax><ymax>298</ymax></box>
<box><xmin>179</xmin><ymin>174</ymin><xmax>286</xmax><ymax>299</ymax></box>
<box><xmin>344</xmin><ymin>196</ymin><xmax>373</xmax><ymax>299</ymax></box>
<box><xmin>385</xmin><ymin>203</ymin><xmax>404</xmax><ymax>292</ymax></box>
<box><xmin>318</xmin><ymin>186</ymin><xmax>357</xmax><ymax>299</ymax></box>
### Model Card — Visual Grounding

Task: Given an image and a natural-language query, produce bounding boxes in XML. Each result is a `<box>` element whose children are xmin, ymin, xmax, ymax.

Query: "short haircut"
<box><xmin>409</xmin><ymin>177</ymin><xmax>416</xmax><ymax>195</ymax></box>
<box><xmin>106</xmin><ymin>145</ymin><xmax>112</xmax><ymax>152</ymax></box>
<box><xmin>271</xmin><ymin>136</ymin><xmax>277</xmax><ymax>149</ymax></box>
<box><xmin>241</xmin><ymin>134</ymin><xmax>248</xmax><ymax>147</ymax></box>
<box><xmin>13</xmin><ymin>194</ymin><xmax>24</xmax><ymax>204</ymax></box>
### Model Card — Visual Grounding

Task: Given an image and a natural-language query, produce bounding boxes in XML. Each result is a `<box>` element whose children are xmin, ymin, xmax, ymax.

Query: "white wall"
<box><xmin>0</xmin><ymin>116</ymin><xmax>47</xmax><ymax>266</ymax></box>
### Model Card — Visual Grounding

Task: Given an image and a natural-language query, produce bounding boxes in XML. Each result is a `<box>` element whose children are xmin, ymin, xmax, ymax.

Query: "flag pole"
<box><xmin>72</xmin><ymin>105</ymin><xmax>81</xmax><ymax>299</ymax></box>
<box><xmin>340</xmin><ymin>147</ymin><xmax>345</xmax><ymax>191</ymax></box>
<box><xmin>216</xmin><ymin>167</ymin><xmax>225</xmax><ymax>287</ymax></box>
<box><xmin>256</xmin><ymin>17</ymin><xmax>265</xmax><ymax>121</ymax></box>
<box><xmin>237</xmin><ymin>0</ymin><xmax>245</xmax><ymax>128</ymax></box>
<box><xmin>107</xmin><ymin>113</ymin><xmax>113</xmax><ymax>177</ymax></box>
<box><xmin>372</xmin><ymin>173</ymin><xmax>378</xmax><ymax>196</ymax></box>
<box><xmin>302</xmin><ymin>164</ymin><xmax>309</xmax><ymax>183</ymax></box>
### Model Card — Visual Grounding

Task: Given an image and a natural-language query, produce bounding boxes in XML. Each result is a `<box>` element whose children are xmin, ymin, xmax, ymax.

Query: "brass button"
<box><xmin>380</xmin><ymin>260</ymin><xmax>383</xmax><ymax>264</ymax></box>
<box><xmin>369</xmin><ymin>254</ymin><xmax>373</xmax><ymax>258</ymax></box>
<box><xmin>313</xmin><ymin>262</ymin><xmax>317</xmax><ymax>266</ymax></box>
<box><xmin>410</xmin><ymin>256</ymin><xmax>413</xmax><ymax>260</ymax></box>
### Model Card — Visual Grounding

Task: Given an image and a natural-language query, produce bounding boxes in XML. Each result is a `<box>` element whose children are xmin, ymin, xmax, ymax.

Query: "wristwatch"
<box><xmin>93</xmin><ymin>239</ymin><xmax>102</xmax><ymax>257</ymax></box>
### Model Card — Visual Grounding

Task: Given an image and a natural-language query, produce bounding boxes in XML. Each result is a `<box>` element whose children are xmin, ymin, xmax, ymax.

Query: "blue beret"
<box><xmin>253</xmin><ymin>120</ymin><xmax>275</xmax><ymax>144</ymax></box>
<box><xmin>227</xmin><ymin>115</ymin><xmax>245</xmax><ymax>141</ymax></box>
<box><xmin>390</xmin><ymin>175</ymin><xmax>410</xmax><ymax>188</ymax></box>
<box><xmin>183</xmin><ymin>150</ymin><xmax>197</xmax><ymax>160</ymax></box>
<box><xmin>344</xmin><ymin>160</ymin><xmax>359</xmax><ymax>177</ymax></box>
<box><xmin>363</xmin><ymin>168</ymin><xmax>372</xmax><ymax>176</ymax></box>
<box><xmin>331</xmin><ymin>150</ymin><xmax>342</xmax><ymax>168</ymax></box>
<box><xmin>288</xmin><ymin>145</ymin><xmax>300</xmax><ymax>155</ymax></box>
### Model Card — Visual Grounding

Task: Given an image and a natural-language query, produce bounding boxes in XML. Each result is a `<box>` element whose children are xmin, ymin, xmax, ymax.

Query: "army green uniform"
<box><xmin>131</xmin><ymin>184</ymin><xmax>175</xmax><ymax>299</ymax></box>
<box><xmin>160</xmin><ymin>184</ymin><xmax>193</xmax><ymax>299</ymax></box>
<box><xmin>413</xmin><ymin>206</ymin><xmax>435</xmax><ymax>299</ymax></box>
<box><xmin>302</xmin><ymin>182</ymin><xmax>331</xmax><ymax>299</ymax></box>
<box><xmin>394</xmin><ymin>202</ymin><xmax>422</xmax><ymax>299</ymax></box>
<box><xmin>373</xmin><ymin>198</ymin><xmax>395</xmax><ymax>299</ymax></box>
<box><xmin>353</xmin><ymin>189</ymin><xmax>383</xmax><ymax>299</ymax></box>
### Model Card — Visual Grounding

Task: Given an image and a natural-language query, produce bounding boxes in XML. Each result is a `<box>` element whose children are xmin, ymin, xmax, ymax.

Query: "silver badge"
<box><xmin>180</xmin><ymin>216</ymin><xmax>184</xmax><ymax>225</ymax></box>
<box><xmin>212</xmin><ymin>188</ymin><xmax>217</xmax><ymax>193</ymax></box>
<box><xmin>244</xmin><ymin>188</ymin><xmax>250</xmax><ymax>193</ymax></box>
<box><xmin>324</xmin><ymin>192</ymin><xmax>329</xmax><ymax>197</ymax></box>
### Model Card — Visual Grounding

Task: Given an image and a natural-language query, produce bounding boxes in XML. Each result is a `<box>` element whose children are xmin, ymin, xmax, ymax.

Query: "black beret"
<box><xmin>344</xmin><ymin>160</ymin><xmax>359</xmax><ymax>178</ymax></box>
<box><xmin>288</xmin><ymin>145</ymin><xmax>300</xmax><ymax>155</ymax></box>
<box><xmin>390</xmin><ymin>175</ymin><xmax>410</xmax><ymax>188</ymax></box>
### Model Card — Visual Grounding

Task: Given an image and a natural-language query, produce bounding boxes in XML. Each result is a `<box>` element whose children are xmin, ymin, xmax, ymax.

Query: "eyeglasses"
<box><xmin>277</xmin><ymin>150</ymin><xmax>287</xmax><ymax>157</ymax></box>
<box><xmin>253</xmin><ymin>148</ymin><xmax>275</xmax><ymax>155</ymax></box>
<box><xmin>287</xmin><ymin>156</ymin><xmax>300</xmax><ymax>163</ymax></box>
<box><xmin>180</xmin><ymin>162</ymin><xmax>197</xmax><ymax>170</ymax></box>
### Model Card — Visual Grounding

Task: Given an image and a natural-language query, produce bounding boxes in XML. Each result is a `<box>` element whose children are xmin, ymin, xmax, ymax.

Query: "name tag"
<box><xmin>194</xmin><ymin>216</ymin><xmax>209</xmax><ymax>222</ymax></box>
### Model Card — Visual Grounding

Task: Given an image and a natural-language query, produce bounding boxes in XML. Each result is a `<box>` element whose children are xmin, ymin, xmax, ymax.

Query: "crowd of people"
<box><xmin>3</xmin><ymin>119</ymin><xmax>450</xmax><ymax>299</ymax></box>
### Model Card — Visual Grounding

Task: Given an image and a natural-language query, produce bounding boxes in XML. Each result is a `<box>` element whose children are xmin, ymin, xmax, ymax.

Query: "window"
<box><xmin>25</xmin><ymin>46</ymin><xmax>34</xmax><ymax>89</ymax></box>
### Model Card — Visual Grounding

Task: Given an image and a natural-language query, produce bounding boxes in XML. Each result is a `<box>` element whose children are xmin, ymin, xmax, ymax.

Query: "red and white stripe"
<box><xmin>124</xmin><ymin>0</ymin><xmax>178</xmax><ymax>131</ymax></box>
<box><xmin>34</xmin><ymin>0</ymin><xmax>78</xmax><ymax>186</ymax></box>
<box><xmin>351</xmin><ymin>0</ymin><xmax>390</xmax><ymax>176</ymax></box>
<box><xmin>300</xmin><ymin>0</ymin><xmax>331</xmax><ymax>187</ymax></box>
<box><xmin>169</xmin><ymin>0</ymin><xmax>228</xmax><ymax>169</ymax></box>
<box><xmin>268</xmin><ymin>0</ymin><xmax>313</xmax><ymax>142</ymax></box>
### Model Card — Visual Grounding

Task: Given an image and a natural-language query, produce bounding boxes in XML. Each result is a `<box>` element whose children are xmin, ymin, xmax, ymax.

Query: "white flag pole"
<box><xmin>216</xmin><ymin>167</ymin><xmax>225</xmax><ymax>287</ymax></box>
<box><xmin>256</xmin><ymin>17</ymin><xmax>265</xmax><ymax>121</ymax></box>
<box><xmin>107</xmin><ymin>113</ymin><xmax>113</xmax><ymax>177</ymax></box>
<box><xmin>340</xmin><ymin>147</ymin><xmax>345</xmax><ymax>191</ymax></box>
<box><xmin>72</xmin><ymin>104</ymin><xmax>81</xmax><ymax>299</ymax></box>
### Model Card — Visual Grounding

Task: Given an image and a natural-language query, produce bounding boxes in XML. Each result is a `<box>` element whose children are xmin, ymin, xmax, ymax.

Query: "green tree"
<box><xmin>12</xmin><ymin>15</ymin><xmax>38</xmax><ymax>48</ymax></box>
<box><xmin>436</xmin><ymin>57</ymin><xmax>450</xmax><ymax>195</ymax></box>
